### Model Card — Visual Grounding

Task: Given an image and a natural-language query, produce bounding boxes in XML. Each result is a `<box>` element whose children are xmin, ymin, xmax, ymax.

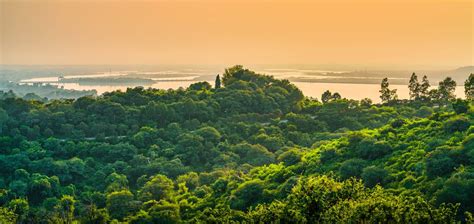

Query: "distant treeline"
<box><xmin>0</xmin><ymin>82</ymin><xmax>96</xmax><ymax>100</ymax></box>
<box><xmin>59</xmin><ymin>77</ymin><xmax>156</xmax><ymax>86</ymax></box>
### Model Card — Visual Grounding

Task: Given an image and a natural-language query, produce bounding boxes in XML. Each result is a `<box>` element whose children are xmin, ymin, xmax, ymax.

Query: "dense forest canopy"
<box><xmin>0</xmin><ymin>66</ymin><xmax>473</xmax><ymax>223</ymax></box>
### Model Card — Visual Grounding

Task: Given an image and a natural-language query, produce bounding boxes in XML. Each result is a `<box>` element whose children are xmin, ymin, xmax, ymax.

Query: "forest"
<box><xmin>0</xmin><ymin>83</ymin><xmax>97</xmax><ymax>101</ymax></box>
<box><xmin>0</xmin><ymin>65</ymin><xmax>473</xmax><ymax>223</ymax></box>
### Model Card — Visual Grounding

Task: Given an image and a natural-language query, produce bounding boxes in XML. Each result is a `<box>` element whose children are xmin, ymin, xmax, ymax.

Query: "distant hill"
<box><xmin>445</xmin><ymin>66</ymin><xmax>474</xmax><ymax>83</ymax></box>
<box><xmin>450</xmin><ymin>66</ymin><xmax>474</xmax><ymax>75</ymax></box>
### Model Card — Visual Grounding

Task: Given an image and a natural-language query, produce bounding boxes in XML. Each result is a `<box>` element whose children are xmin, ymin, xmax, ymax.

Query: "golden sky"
<box><xmin>1</xmin><ymin>0</ymin><xmax>473</xmax><ymax>68</ymax></box>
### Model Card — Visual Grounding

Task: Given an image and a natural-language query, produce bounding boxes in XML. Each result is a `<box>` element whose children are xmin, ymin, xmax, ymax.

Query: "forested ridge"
<box><xmin>0</xmin><ymin>66</ymin><xmax>473</xmax><ymax>223</ymax></box>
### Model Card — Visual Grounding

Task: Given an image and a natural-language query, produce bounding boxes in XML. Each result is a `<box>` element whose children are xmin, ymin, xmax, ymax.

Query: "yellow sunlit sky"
<box><xmin>1</xmin><ymin>0</ymin><xmax>473</xmax><ymax>68</ymax></box>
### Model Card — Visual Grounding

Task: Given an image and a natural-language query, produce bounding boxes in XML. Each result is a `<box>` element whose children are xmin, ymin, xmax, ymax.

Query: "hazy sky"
<box><xmin>1</xmin><ymin>0</ymin><xmax>472</xmax><ymax>68</ymax></box>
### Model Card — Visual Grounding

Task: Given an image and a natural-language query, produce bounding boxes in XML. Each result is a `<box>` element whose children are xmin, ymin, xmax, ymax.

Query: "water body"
<box><xmin>19</xmin><ymin>71</ymin><xmax>466</xmax><ymax>102</ymax></box>
<box><xmin>293</xmin><ymin>82</ymin><xmax>465</xmax><ymax>101</ymax></box>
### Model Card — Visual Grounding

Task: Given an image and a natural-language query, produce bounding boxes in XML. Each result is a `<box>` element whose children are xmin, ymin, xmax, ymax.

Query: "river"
<box><xmin>19</xmin><ymin>73</ymin><xmax>466</xmax><ymax>102</ymax></box>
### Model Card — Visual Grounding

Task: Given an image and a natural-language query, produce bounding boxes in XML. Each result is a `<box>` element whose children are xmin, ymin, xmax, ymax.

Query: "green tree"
<box><xmin>215</xmin><ymin>74</ymin><xmax>221</xmax><ymax>89</ymax></box>
<box><xmin>339</xmin><ymin>158</ymin><xmax>367</xmax><ymax>179</ymax></box>
<box><xmin>230</xmin><ymin>179</ymin><xmax>267</xmax><ymax>211</ymax></box>
<box><xmin>175</xmin><ymin>133</ymin><xmax>211</xmax><ymax>165</ymax></box>
<box><xmin>277</xmin><ymin>149</ymin><xmax>302</xmax><ymax>166</ymax></box>
<box><xmin>0</xmin><ymin>207</ymin><xmax>17</xmax><ymax>223</ymax></box>
<box><xmin>176</xmin><ymin>172</ymin><xmax>199</xmax><ymax>191</ymax></box>
<box><xmin>222</xmin><ymin>65</ymin><xmax>245</xmax><ymax>86</ymax></box>
<box><xmin>7</xmin><ymin>198</ymin><xmax>29</xmax><ymax>223</ymax></box>
<box><xmin>429</xmin><ymin>89</ymin><xmax>440</xmax><ymax>101</ymax></box>
<box><xmin>105</xmin><ymin>172</ymin><xmax>129</xmax><ymax>193</ymax></box>
<box><xmin>132</xmin><ymin>126</ymin><xmax>159</xmax><ymax>148</ymax></box>
<box><xmin>426</xmin><ymin>149</ymin><xmax>456</xmax><ymax>178</ymax></box>
<box><xmin>408</xmin><ymin>72</ymin><xmax>420</xmax><ymax>100</ymax></box>
<box><xmin>194</xmin><ymin>126</ymin><xmax>222</xmax><ymax>144</ymax></box>
<box><xmin>435</xmin><ymin>177</ymin><xmax>474</xmax><ymax>215</ymax></box>
<box><xmin>148</xmin><ymin>201</ymin><xmax>181</xmax><ymax>224</ymax></box>
<box><xmin>360</xmin><ymin>98</ymin><xmax>372</xmax><ymax>107</ymax></box>
<box><xmin>438</xmin><ymin>77</ymin><xmax>456</xmax><ymax>101</ymax></box>
<box><xmin>443</xmin><ymin>116</ymin><xmax>470</xmax><ymax>133</ymax></box>
<box><xmin>140</xmin><ymin>102</ymin><xmax>175</xmax><ymax>126</ymax></box>
<box><xmin>82</xmin><ymin>204</ymin><xmax>109</xmax><ymax>224</ymax></box>
<box><xmin>9</xmin><ymin>180</ymin><xmax>28</xmax><ymax>198</ymax></box>
<box><xmin>106</xmin><ymin>190</ymin><xmax>136</xmax><ymax>221</ymax></box>
<box><xmin>380</xmin><ymin>78</ymin><xmax>397</xmax><ymax>103</ymax></box>
<box><xmin>361</xmin><ymin>166</ymin><xmax>388</xmax><ymax>187</ymax></box>
<box><xmin>231</xmin><ymin>143</ymin><xmax>275</xmax><ymax>166</ymax></box>
<box><xmin>127</xmin><ymin>210</ymin><xmax>152</xmax><ymax>224</ymax></box>
<box><xmin>332</xmin><ymin>92</ymin><xmax>342</xmax><ymax>100</ymax></box>
<box><xmin>56</xmin><ymin>195</ymin><xmax>75</xmax><ymax>224</ymax></box>
<box><xmin>452</xmin><ymin>99</ymin><xmax>469</xmax><ymax>114</ymax></box>
<box><xmin>286</xmin><ymin>175</ymin><xmax>359</xmax><ymax>222</ymax></box>
<box><xmin>321</xmin><ymin>90</ymin><xmax>332</xmax><ymax>103</ymax></box>
<box><xmin>138</xmin><ymin>174</ymin><xmax>174</xmax><ymax>202</ymax></box>
<box><xmin>355</xmin><ymin>139</ymin><xmax>391</xmax><ymax>160</ymax></box>
<box><xmin>419</xmin><ymin>75</ymin><xmax>431</xmax><ymax>100</ymax></box>
<box><xmin>188</xmin><ymin>81</ymin><xmax>212</xmax><ymax>91</ymax></box>
<box><xmin>28</xmin><ymin>174</ymin><xmax>57</xmax><ymax>204</ymax></box>
<box><xmin>465</xmin><ymin>73</ymin><xmax>474</xmax><ymax>100</ymax></box>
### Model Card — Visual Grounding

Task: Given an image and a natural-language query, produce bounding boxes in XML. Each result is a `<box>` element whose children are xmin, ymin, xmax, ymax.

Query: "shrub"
<box><xmin>426</xmin><ymin>149</ymin><xmax>456</xmax><ymax>178</ymax></box>
<box><xmin>339</xmin><ymin>159</ymin><xmax>367</xmax><ymax>180</ymax></box>
<box><xmin>444</xmin><ymin>116</ymin><xmax>470</xmax><ymax>133</ymax></box>
<box><xmin>361</xmin><ymin>166</ymin><xmax>389</xmax><ymax>187</ymax></box>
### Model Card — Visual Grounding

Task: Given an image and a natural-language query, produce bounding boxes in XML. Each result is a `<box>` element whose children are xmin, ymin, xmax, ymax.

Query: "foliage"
<box><xmin>438</xmin><ymin>77</ymin><xmax>457</xmax><ymax>101</ymax></box>
<box><xmin>379</xmin><ymin>78</ymin><xmax>398</xmax><ymax>103</ymax></box>
<box><xmin>0</xmin><ymin>66</ymin><xmax>472</xmax><ymax>222</ymax></box>
<box><xmin>466</xmin><ymin>73</ymin><xmax>474</xmax><ymax>100</ymax></box>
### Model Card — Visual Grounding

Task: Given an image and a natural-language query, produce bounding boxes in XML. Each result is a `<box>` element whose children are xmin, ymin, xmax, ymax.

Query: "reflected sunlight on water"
<box><xmin>18</xmin><ymin>69</ymin><xmax>467</xmax><ymax>102</ymax></box>
<box><xmin>37</xmin><ymin>81</ymin><xmax>466</xmax><ymax>103</ymax></box>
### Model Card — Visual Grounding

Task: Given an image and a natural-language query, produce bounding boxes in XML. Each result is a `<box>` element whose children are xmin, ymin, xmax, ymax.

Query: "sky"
<box><xmin>0</xmin><ymin>0</ymin><xmax>473</xmax><ymax>68</ymax></box>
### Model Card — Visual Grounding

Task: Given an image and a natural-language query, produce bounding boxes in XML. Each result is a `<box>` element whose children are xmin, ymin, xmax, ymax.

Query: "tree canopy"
<box><xmin>0</xmin><ymin>66</ymin><xmax>472</xmax><ymax>223</ymax></box>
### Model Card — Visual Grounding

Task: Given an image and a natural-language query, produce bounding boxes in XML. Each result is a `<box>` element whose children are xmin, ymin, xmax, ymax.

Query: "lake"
<box><xmin>19</xmin><ymin>72</ymin><xmax>466</xmax><ymax>102</ymax></box>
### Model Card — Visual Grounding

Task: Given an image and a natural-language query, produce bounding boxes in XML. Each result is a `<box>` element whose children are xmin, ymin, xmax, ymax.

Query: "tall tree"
<box><xmin>56</xmin><ymin>195</ymin><xmax>75</xmax><ymax>224</ymax></box>
<box><xmin>215</xmin><ymin>74</ymin><xmax>221</xmax><ymax>89</ymax></box>
<box><xmin>106</xmin><ymin>190</ymin><xmax>135</xmax><ymax>221</ymax></box>
<box><xmin>321</xmin><ymin>90</ymin><xmax>332</xmax><ymax>103</ymax></box>
<box><xmin>419</xmin><ymin>75</ymin><xmax>431</xmax><ymax>100</ymax></box>
<box><xmin>379</xmin><ymin>78</ymin><xmax>397</xmax><ymax>103</ymax></box>
<box><xmin>408</xmin><ymin>72</ymin><xmax>420</xmax><ymax>100</ymax></box>
<box><xmin>438</xmin><ymin>77</ymin><xmax>456</xmax><ymax>101</ymax></box>
<box><xmin>465</xmin><ymin>73</ymin><xmax>474</xmax><ymax>100</ymax></box>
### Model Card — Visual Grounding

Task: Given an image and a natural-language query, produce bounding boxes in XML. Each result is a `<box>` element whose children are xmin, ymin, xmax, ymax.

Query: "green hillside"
<box><xmin>0</xmin><ymin>66</ymin><xmax>472</xmax><ymax>223</ymax></box>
